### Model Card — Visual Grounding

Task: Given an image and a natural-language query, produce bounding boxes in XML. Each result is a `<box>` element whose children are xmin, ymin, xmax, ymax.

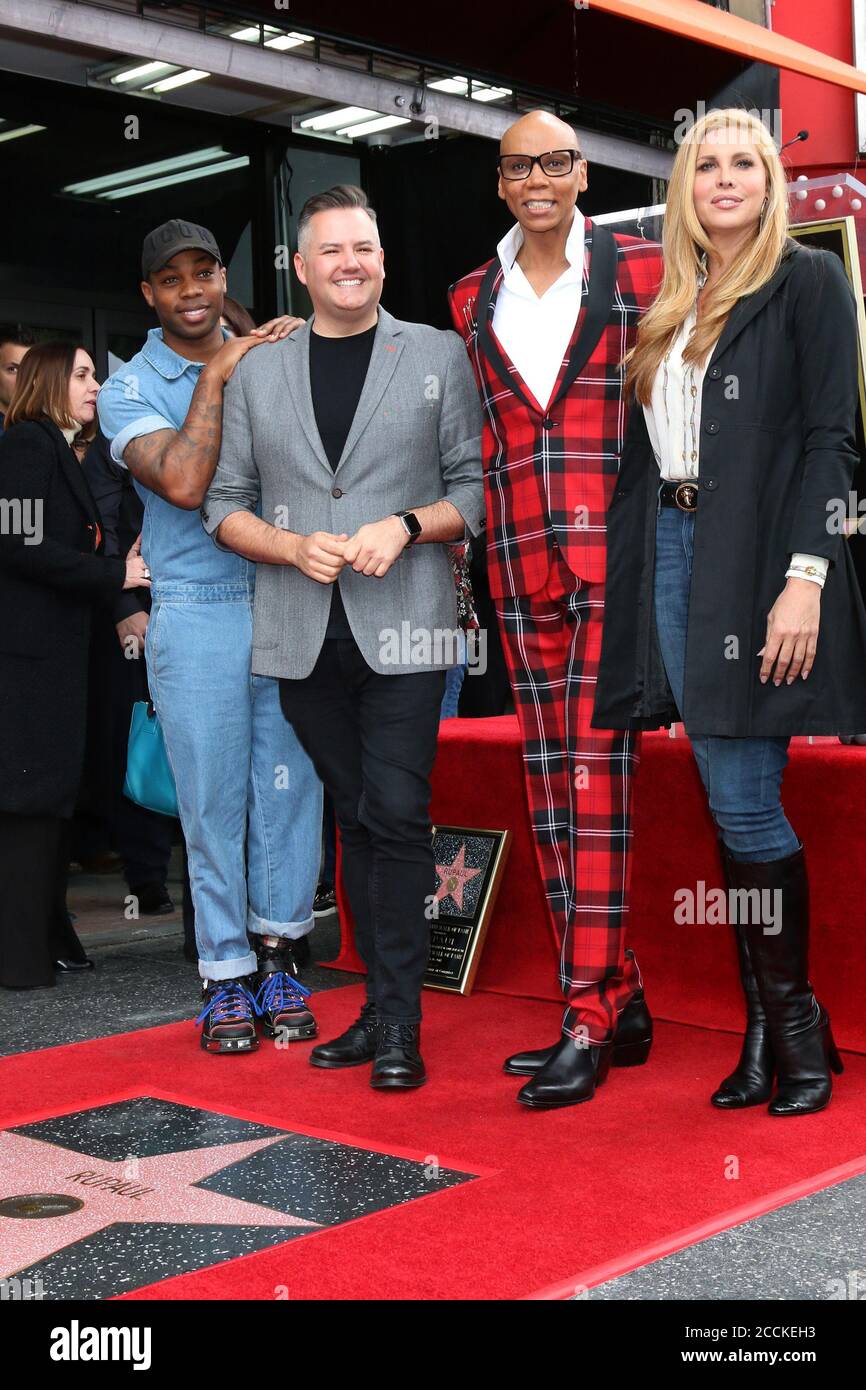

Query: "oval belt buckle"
<box><xmin>675</xmin><ymin>482</ymin><xmax>698</xmax><ymax>512</ymax></box>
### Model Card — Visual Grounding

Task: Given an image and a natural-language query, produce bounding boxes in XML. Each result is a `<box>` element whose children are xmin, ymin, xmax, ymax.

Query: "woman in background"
<box><xmin>0</xmin><ymin>343</ymin><xmax>149</xmax><ymax>988</ymax></box>
<box><xmin>220</xmin><ymin>296</ymin><xmax>257</xmax><ymax>338</ymax></box>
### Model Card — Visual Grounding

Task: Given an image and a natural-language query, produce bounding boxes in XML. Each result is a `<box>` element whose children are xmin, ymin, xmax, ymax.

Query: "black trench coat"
<box><xmin>592</xmin><ymin>241</ymin><xmax>866</xmax><ymax>738</ymax></box>
<box><xmin>0</xmin><ymin>419</ymin><xmax>126</xmax><ymax>817</ymax></box>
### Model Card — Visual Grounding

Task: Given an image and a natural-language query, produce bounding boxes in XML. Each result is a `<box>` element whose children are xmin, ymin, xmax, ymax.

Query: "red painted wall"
<box><xmin>773</xmin><ymin>0</ymin><xmax>859</xmax><ymax>174</ymax></box>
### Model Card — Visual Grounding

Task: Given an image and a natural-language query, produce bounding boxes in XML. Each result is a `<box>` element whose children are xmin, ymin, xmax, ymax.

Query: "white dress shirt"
<box><xmin>492</xmin><ymin>208</ymin><xmax>586</xmax><ymax>412</ymax></box>
<box><xmin>644</xmin><ymin>296</ymin><xmax>827</xmax><ymax>588</ymax></box>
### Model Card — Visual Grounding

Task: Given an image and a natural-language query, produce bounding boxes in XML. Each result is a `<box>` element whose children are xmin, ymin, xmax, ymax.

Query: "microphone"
<box><xmin>780</xmin><ymin>130</ymin><xmax>809</xmax><ymax>152</ymax></box>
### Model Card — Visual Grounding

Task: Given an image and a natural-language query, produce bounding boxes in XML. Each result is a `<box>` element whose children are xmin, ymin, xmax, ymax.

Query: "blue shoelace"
<box><xmin>254</xmin><ymin>971</ymin><xmax>312</xmax><ymax>1016</ymax></box>
<box><xmin>195</xmin><ymin>980</ymin><xmax>257</xmax><ymax>1028</ymax></box>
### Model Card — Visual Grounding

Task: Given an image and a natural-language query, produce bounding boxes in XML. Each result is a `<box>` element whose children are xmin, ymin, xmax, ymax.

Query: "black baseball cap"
<box><xmin>141</xmin><ymin>219</ymin><xmax>222</xmax><ymax>279</ymax></box>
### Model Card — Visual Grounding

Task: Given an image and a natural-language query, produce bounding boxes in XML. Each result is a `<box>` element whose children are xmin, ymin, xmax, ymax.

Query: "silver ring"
<box><xmin>143</xmin><ymin>567</ymin><xmax>151</xmax><ymax>578</ymax></box>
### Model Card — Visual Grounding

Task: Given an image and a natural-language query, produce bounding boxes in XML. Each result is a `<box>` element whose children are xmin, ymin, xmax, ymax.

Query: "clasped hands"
<box><xmin>294</xmin><ymin>516</ymin><xmax>410</xmax><ymax>584</ymax></box>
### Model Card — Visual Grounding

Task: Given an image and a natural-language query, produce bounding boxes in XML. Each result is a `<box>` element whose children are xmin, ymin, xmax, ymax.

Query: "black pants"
<box><xmin>279</xmin><ymin>639</ymin><xmax>445</xmax><ymax>1022</ymax></box>
<box><xmin>0</xmin><ymin>814</ymin><xmax>86</xmax><ymax>988</ymax></box>
<box><xmin>321</xmin><ymin>792</ymin><xmax>337</xmax><ymax>887</ymax></box>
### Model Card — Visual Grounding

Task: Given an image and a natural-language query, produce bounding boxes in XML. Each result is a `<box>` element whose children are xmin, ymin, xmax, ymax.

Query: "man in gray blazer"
<box><xmin>203</xmin><ymin>185</ymin><xmax>484</xmax><ymax>1090</ymax></box>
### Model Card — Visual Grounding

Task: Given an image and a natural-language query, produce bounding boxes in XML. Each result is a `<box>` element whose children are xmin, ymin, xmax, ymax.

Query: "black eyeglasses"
<box><xmin>497</xmin><ymin>149</ymin><xmax>583</xmax><ymax>181</ymax></box>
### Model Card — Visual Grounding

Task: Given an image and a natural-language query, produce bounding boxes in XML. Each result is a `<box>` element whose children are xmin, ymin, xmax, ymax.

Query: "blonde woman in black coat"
<box><xmin>593</xmin><ymin>109</ymin><xmax>866</xmax><ymax>1116</ymax></box>
<box><xmin>0</xmin><ymin>342</ymin><xmax>150</xmax><ymax>988</ymax></box>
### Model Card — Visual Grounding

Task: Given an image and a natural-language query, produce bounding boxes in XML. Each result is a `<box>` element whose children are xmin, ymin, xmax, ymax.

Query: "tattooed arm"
<box><xmin>122</xmin><ymin>335</ymin><xmax>266</xmax><ymax>510</ymax></box>
<box><xmin>122</xmin><ymin>369</ymin><xmax>223</xmax><ymax>510</ymax></box>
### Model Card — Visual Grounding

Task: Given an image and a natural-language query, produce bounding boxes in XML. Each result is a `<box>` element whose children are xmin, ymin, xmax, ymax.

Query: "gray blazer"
<box><xmin>202</xmin><ymin>308</ymin><xmax>485</xmax><ymax>678</ymax></box>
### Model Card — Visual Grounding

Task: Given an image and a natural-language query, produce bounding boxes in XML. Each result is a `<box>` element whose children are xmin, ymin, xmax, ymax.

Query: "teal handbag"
<box><xmin>124</xmin><ymin>700</ymin><xmax>178</xmax><ymax>818</ymax></box>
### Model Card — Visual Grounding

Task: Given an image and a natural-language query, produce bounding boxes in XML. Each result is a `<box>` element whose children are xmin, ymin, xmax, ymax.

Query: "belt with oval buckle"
<box><xmin>671</xmin><ymin>481</ymin><xmax>698</xmax><ymax>512</ymax></box>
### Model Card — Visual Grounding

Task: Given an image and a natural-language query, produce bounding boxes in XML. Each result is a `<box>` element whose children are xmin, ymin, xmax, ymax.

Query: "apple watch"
<box><xmin>396</xmin><ymin>510</ymin><xmax>422</xmax><ymax>546</ymax></box>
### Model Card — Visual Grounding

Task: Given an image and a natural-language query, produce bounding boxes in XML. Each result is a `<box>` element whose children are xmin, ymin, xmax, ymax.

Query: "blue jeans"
<box><xmin>653</xmin><ymin>505</ymin><xmax>799</xmax><ymax>864</ymax></box>
<box><xmin>146</xmin><ymin>584</ymin><xmax>323</xmax><ymax>981</ymax></box>
<box><xmin>440</xmin><ymin>633</ymin><xmax>468</xmax><ymax>720</ymax></box>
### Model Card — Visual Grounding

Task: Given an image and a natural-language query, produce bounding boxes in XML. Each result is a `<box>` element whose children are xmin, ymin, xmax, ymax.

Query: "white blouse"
<box><xmin>643</xmin><ymin>305</ymin><xmax>703</xmax><ymax>482</ymax></box>
<box><xmin>642</xmin><ymin>301</ymin><xmax>827</xmax><ymax>588</ymax></box>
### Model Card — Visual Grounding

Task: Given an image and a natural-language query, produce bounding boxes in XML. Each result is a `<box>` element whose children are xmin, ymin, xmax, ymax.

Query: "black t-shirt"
<box><xmin>309</xmin><ymin>324</ymin><xmax>377</xmax><ymax>638</ymax></box>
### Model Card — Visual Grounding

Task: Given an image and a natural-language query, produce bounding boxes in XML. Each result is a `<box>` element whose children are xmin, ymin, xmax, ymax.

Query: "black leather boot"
<box><xmin>310</xmin><ymin>1001</ymin><xmax>378</xmax><ymax>1069</ymax></box>
<box><xmin>732</xmin><ymin>846</ymin><xmax>843</xmax><ymax>1116</ymax></box>
<box><xmin>768</xmin><ymin>1001</ymin><xmax>843</xmax><ymax>1116</ymax></box>
<box><xmin>370</xmin><ymin>1020</ymin><xmax>426</xmax><ymax>1090</ymax></box>
<box><xmin>504</xmin><ymin>986</ymin><xmax>652</xmax><ymax>1077</ymax></box>
<box><xmin>712</xmin><ymin>844</ymin><xmax>774</xmax><ymax>1109</ymax></box>
<box><xmin>516</xmin><ymin>1034</ymin><xmax>613</xmax><ymax>1109</ymax></box>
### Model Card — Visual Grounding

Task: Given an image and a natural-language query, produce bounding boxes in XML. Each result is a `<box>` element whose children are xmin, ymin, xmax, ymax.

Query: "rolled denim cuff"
<box><xmin>198</xmin><ymin>949</ymin><xmax>258</xmax><ymax>984</ymax></box>
<box><xmin>246</xmin><ymin>907</ymin><xmax>315</xmax><ymax>941</ymax></box>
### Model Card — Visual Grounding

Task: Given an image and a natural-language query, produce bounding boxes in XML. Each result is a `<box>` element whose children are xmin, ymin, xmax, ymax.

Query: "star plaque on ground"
<box><xmin>0</xmin><ymin>1097</ymin><xmax>475</xmax><ymax>1299</ymax></box>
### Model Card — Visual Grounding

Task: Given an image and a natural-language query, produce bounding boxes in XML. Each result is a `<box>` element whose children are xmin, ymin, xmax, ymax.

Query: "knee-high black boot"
<box><xmin>727</xmin><ymin>845</ymin><xmax>843</xmax><ymax>1117</ymax></box>
<box><xmin>711</xmin><ymin>843</ymin><xmax>774</xmax><ymax>1108</ymax></box>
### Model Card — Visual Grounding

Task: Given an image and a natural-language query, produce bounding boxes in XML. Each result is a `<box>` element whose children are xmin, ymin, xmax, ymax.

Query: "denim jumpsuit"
<box><xmin>98</xmin><ymin>329</ymin><xmax>322</xmax><ymax>981</ymax></box>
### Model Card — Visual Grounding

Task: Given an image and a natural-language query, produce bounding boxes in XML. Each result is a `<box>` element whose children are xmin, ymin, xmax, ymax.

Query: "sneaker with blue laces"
<box><xmin>254</xmin><ymin>937</ymin><xmax>317</xmax><ymax>1042</ymax></box>
<box><xmin>196</xmin><ymin>977</ymin><xmax>259</xmax><ymax>1054</ymax></box>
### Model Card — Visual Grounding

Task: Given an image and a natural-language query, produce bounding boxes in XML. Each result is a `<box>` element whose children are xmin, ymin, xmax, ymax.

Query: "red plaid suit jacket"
<box><xmin>449</xmin><ymin>220</ymin><xmax>663</xmax><ymax>598</ymax></box>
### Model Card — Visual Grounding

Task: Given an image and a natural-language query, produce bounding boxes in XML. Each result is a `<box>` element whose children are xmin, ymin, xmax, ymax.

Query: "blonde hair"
<box><xmin>624</xmin><ymin>107</ymin><xmax>790</xmax><ymax>404</ymax></box>
<box><xmin>5</xmin><ymin>340</ymin><xmax>96</xmax><ymax>443</ymax></box>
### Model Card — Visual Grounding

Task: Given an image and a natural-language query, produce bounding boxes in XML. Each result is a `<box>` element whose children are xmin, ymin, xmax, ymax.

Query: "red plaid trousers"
<box><xmin>496</xmin><ymin>549</ymin><xmax>642</xmax><ymax>1043</ymax></box>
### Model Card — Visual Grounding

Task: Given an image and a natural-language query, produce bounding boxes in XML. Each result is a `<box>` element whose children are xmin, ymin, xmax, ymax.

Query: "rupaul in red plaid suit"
<box><xmin>449</xmin><ymin>111</ymin><xmax>663</xmax><ymax>1108</ymax></box>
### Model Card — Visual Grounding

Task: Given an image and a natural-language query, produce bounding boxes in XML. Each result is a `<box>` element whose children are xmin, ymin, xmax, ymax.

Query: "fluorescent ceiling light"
<box><xmin>111</xmin><ymin>61</ymin><xmax>174</xmax><ymax>85</ymax></box>
<box><xmin>64</xmin><ymin>147</ymin><xmax>229</xmax><ymax>195</ymax></box>
<box><xmin>428</xmin><ymin>76</ymin><xmax>512</xmax><ymax>101</ymax></box>
<box><xmin>231</xmin><ymin>27</ymin><xmax>313</xmax><ymax>50</ymax></box>
<box><xmin>428</xmin><ymin>77</ymin><xmax>468</xmax><ymax>95</ymax></box>
<box><xmin>337</xmin><ymin>116</ymin><xmax>411</xmax><ymax>137</ymax></box>
<box><xmin>266</xmin><ymin>32</ymin><xmax>314</xmax><ymax>50</ymax></box>
<box><xmin>472</xmin><ymin>85</ymin><xmax>512</xmax><ymax>103</ymax></box>
<box><xmin>231</xmin><ymin>25</ymin><xmax>275</xmax><ymax>41</ymax></box>
<box><xmin>101</xmin><ymin>155</ymin><xmax>249</xmax><ymax>200</ymax></box>
<box><xmin>301</xmin><ymin>106</ymin><xmax>378</xmax><ymax>131</ymax></box>
<box><xmin>0</xmin><ymin>124</ymin><xmax>46</xmax><ymax>143</ymax></box>
<box><xmin>146</xmin><ymin>69</ymin><xmax>210</xmax><ymax>93</ymax></box>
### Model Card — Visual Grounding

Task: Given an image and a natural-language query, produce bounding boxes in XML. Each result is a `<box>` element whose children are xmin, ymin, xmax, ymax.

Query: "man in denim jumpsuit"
<box><xmin>98</xmin><ymin>220</ymin><xmax>322</xmax><ymax>1054</ymax></box>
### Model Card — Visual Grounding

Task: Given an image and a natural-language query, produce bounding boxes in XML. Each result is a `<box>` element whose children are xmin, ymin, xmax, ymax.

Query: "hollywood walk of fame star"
<box><xmin>434</xmin><ymin>842</ymin><xmax>483</xmax><ymax>913</ymax></box>
<box><xmin>0</xmin><ymin>1131</ymin><xmax>318</xmax><ymax>1280</ymax></box>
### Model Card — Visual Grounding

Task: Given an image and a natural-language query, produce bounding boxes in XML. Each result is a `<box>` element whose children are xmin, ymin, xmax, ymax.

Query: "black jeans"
<box><xmin>279</xmin><ymin>638</ymin><xmax>445</xmax><ymax>1023</ymax></box>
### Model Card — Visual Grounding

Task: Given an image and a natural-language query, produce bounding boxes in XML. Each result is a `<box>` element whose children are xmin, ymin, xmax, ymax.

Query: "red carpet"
<box><xmin>332</xmin><ymin>720</ymin><xmax>866</xmax><ymax>1054</ymax></box>
<box><xmin>3</xmin><ymin>984</ymin><xmax>865</xmax><ymax>1301</ymax></box>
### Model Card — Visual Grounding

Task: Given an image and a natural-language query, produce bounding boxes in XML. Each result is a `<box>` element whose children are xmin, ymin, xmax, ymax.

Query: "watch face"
<box><xmin>401</xmin><ymin>512</ymin><xmax>422</xmax><ymax>540</ymax></box>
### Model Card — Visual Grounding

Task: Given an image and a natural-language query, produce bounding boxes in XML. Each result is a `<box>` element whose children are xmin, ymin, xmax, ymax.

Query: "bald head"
<box><xmin>496</xmin><ymin>108</ymin><xmax>587</xmax><ymax>239</ymax></box>
<box><xmin>500</xmin><ymin>109</ymin><xmax>580</xmax><ymax>156</ymax></box>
